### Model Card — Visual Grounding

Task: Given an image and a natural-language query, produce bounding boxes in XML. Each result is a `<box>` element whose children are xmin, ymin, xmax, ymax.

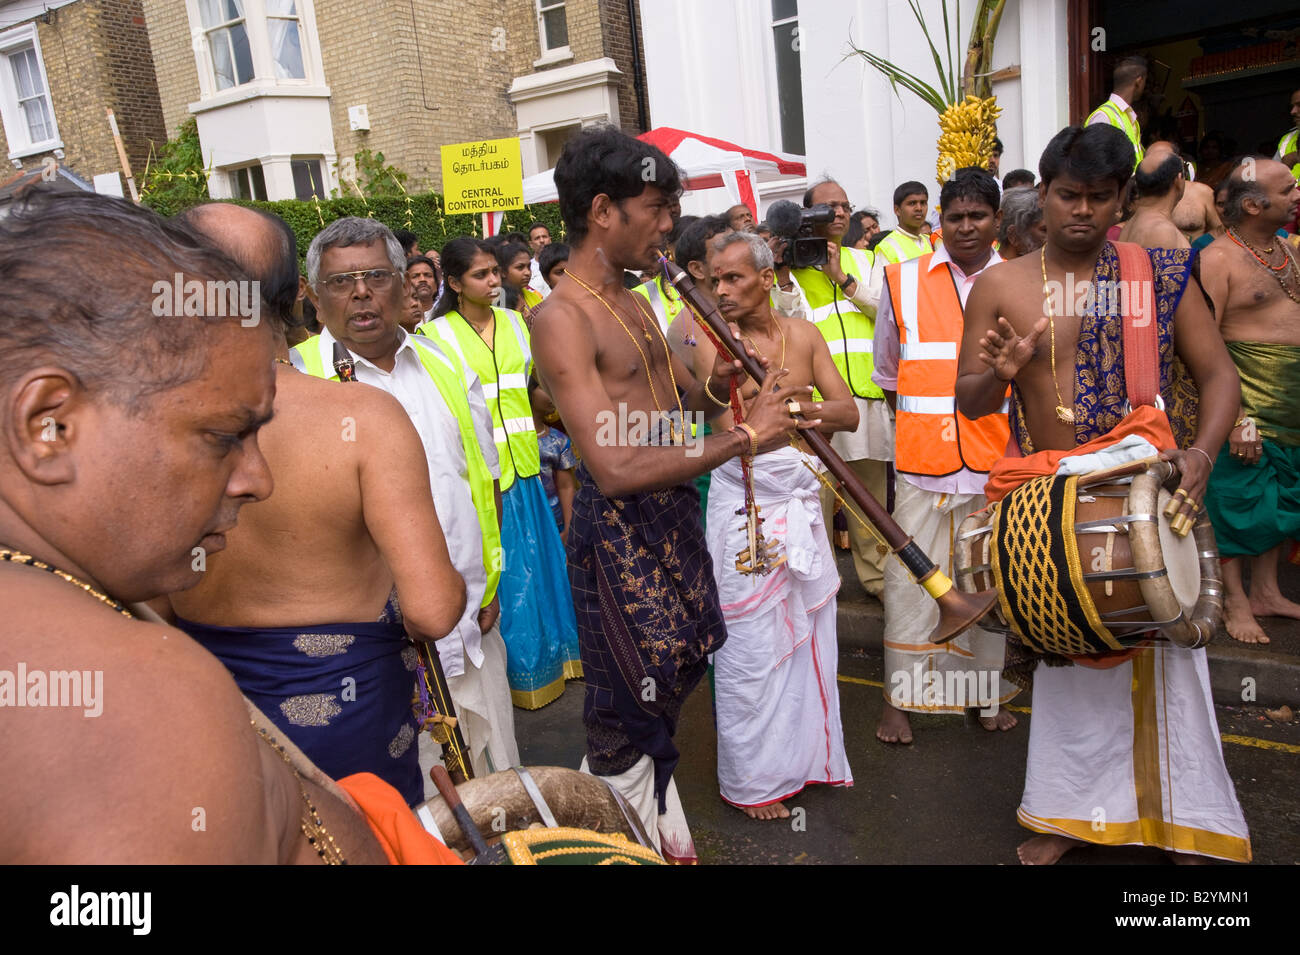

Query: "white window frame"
<box><xmin>534</xmin><ymin>0</ymin><xmax>571</xmax><ymax>67</ymax></box>
<box><xmin>188</xmin><ymin>0</ymin><xmax>326</xmax><ymax>102</ymax></box>
<box><xmin>229</xmin><ymin>161</ymin><xmax>268</xmax><ymax>200</ymax></box>
<box><xmin>0</xmin><ymin>23</ymin><xmax>62</xmax><ymax>159</ymax></box>
<box><xmin>767</xmin><ymin>1</ymin><xmax>804</xmax><ymax>157</ymax></box>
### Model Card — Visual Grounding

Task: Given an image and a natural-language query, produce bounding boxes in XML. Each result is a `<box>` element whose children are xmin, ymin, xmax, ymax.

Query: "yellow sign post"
<box><xmin>441</xmin><ymin>138</ymin><xmax>524</xmax><ymax>222</ymax></box>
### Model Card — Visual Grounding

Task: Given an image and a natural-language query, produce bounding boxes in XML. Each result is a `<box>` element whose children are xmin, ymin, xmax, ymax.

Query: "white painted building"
<box><xmin>641</xmin><ymin>0</ymin><xmax>1070</xmax><ymax>226</ymax></box>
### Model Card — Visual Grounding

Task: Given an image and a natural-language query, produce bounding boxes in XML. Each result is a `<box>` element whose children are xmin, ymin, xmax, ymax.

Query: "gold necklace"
<box><xmin>253</xmin><ymin>720</ymin><xmax>348</xmax><ymax>865</ymax></box>
<box><xmin>0</xmin><ymin>549</ymin><xmax>133</xmax><ymax>617</ymax></box>
<box><xmin>566</xmin><ymin>268</ymin><xmax>686</xmax><ymax>444</ymax></box>
<box><xmin>1040</xmin><ymin>247</ymin><xmax>1075</xmax><ymax>424</ymax></box>
<box><xmin>741</xmin><ymin>313</ymin><xmax>786</xmax><ymax>400</ymax></box>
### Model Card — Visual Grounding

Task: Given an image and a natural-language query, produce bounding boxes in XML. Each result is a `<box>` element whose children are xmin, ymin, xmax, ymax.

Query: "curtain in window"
<box><xmin>199</xmin><ymin>0</ymin><xmax>252</xmax><ymax>90</ymax></box>
<box><xmin>266</xmin><ymin>0</ymin><xmax>305</xmax><ymax>79</ymax></box>
<box><xmin>11</xmin><ymin>47</ymin><xmax>53</xmax><ymax>142</ymax></box>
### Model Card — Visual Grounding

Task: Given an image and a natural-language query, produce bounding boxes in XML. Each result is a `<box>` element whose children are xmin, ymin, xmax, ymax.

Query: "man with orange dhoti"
<box><xmin>958</xmin><ymin>124</ymin><xmax>1250</xmax><ymax>864</ymax></box>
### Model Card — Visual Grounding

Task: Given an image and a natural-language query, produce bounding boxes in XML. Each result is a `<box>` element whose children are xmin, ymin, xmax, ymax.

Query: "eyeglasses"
<box><xmin>824</xmin><ymin>202</ymin><xmax>853</xmax><ymax>213</ymax></box>
<box><xmin>319</xmin><ymin>268</ymin><xmax>400</xmax><ymax>295</ymax></box>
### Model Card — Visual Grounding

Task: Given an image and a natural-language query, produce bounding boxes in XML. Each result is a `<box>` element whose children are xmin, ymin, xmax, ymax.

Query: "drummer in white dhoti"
<box><xmin>956</xmin><ymin>124</ymin><xmax>1249</xmax><ymax>863</ymax></box>
<box><xmin>703</xmin><ymin>231</ymin><xmax>860</xmax><ymax>819</ymax></box>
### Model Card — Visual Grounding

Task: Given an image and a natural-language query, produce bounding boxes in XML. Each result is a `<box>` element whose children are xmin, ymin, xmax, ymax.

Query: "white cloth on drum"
<box><xmin>706</xmin><ymin>445</ymin><xmax>852</xmax><ymax>807</ymax></box>
<box><xmin>1018</xmin><ymin>646</ymin><xmax>1251</xmax><ymax>862</ymax></box>
<box><xmin>883</xmin><ymin>475</ymin><xmax>1019</xmax><ymax>713</ymax></box>
<box><xmin>419</xmin><ymin>623</ymin><xmax>520</xmax><ymax>798</ymax></box>
<box><xmin>579</xmin><ymin>754</ymin><xmax>696</xmax><ymax>863</ymax></box>
<box><xmin>1055</xmin><ymin>434</ymin><xmax>1159</xmax><ymax>476</ymax></box>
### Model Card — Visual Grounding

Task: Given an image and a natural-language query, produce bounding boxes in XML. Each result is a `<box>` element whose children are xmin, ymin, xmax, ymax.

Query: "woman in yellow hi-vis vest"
<box><xmin>420</xmin><ymin>238</ymin><xmax>580</xmax><ymax>709</ymax></box>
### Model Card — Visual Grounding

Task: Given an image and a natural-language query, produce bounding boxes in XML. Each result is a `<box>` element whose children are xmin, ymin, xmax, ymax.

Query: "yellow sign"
<box><xmin>441</xmin><ymin>138</ymin><xmax>524</xmax><ymax>214</ymax></box>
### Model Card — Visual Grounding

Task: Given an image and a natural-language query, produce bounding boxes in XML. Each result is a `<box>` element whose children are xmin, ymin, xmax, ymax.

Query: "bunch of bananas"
<box><xmin>935</xmin><ymin>94</ymin><xmax>1001</xmax><ymax>184</ymax></box>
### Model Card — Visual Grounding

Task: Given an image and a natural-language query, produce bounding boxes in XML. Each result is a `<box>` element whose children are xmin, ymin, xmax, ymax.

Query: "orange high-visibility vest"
<box><xmin>887</xmin><ymin>253</ymin><xmax>1009</xmax><ymax>477</ymax></box>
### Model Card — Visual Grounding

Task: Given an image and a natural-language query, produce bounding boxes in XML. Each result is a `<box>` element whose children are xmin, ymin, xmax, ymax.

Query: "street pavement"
<box><xmin>515</xmin><ymin>552</ymin><xmax>1300</xmax><ymax>865</ymax></box>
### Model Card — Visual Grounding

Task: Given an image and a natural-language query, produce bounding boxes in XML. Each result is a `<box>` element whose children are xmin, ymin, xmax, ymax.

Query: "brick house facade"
<box><xmin>0</xmin><ymin>0</ymin><xmax>166</xmax><ymax>196</ymax></box>
<box><xmin>142</xmin><ymin>0</ymin><xmax>649</xmax><ymax>199</ymax></box>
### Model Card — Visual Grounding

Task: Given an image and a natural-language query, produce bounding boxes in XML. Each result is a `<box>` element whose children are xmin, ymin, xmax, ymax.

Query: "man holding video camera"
<box><xmin>772</xmin><ymin>179</ymin><xmax>893</xmax><ymax>599</ymax></box>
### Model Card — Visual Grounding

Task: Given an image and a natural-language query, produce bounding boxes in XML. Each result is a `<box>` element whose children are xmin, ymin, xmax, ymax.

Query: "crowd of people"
<box><xmin>1</xmin><ymin>58</ymin><xmax>1297</xmax><ymax>866</ymax></box>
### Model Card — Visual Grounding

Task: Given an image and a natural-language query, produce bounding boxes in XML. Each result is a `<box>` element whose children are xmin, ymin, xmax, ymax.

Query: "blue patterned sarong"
<box><xmin>179</xmin><ymin>597</ymin><xmax>423</xmax><ymax>805</ymax></box>
<box><xmin>567</xmin><ymin>465</ymin><xmax>727</xmax><ymax>811</ymax></box>
<box><xmin>499</xmin><ymin>473</ymin><xmax>581</xmax><ymax>708</ymax></box>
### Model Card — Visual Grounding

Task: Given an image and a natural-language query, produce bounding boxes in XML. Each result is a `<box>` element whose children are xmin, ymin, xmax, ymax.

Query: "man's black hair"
<box><xmin>527</xmin><ymin>221</ymin><xmax>549</xmax><ymax>235</ymax></box>
<box><xmin>673</xmin><ymin>214</ymin><xmax>729</xmax><ymax>267</ymax></box>
<box><xmin>1038</xmin><ymin>124</ymin><xmax>1134</xmax><ymax>193</ymax></box>
<box><xmin>5</xmin><ymin>189</ymin><xmax>256</xmax><ymax>410</ymax></box>
<box><xmin>993</xmin><ymin>138</ymin><xmax>1004</xmax><ymax>153</ymax></box>
<box><xmin>1002</xmin><ymin>169</ymin><xmax>1036</xmax><ymax>190</ymax></box>
<box><xmin>406</xmin><ymin>254</ymin><xmax>436</xmax><ymax>272</ymax></box>
<box><xmin>538</xmin><ymin>242</ymin><xmax>569</xmax><ymax>284</ymax></box>
<box><xmin>938</xmin><ymin>167</ymin><xmax>1001</xmax><ymax>215</ymax></box>
<box><xmin>1133</xmin><ymin>151</ymin><xmax>1183</xmax><ymax>199</ymax></box>
<box><xmin>1113</xmin><ymin>55</ymin><xmax>1148</xmax><ymax>91</ymax></box>
<box><xmin>394</xmin><ymin>229</ymin><xmax>419</xmax><ymax>255</ymax></box>
<box><xmin>1220</xmin><ymin>158</ymin><xmax>1274</xmax><ymax>227</ymax></box>
<box><xmin>554</xmin><ymin>124</ymin><xmax>681</xmax><ymax>246</ymax></box>
<box><xmin>893</xmin><ymin>180</ymin><xmax>928</xmax><ymax>208</ymax></box>
<box><xmin>502</xmin><ymin>231</ymin><xmax>528</xmax><ymax>246</ymax></box>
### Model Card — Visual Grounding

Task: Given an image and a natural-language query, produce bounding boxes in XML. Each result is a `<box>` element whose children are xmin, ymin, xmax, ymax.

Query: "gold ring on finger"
<box><xmin>786</xmin><ymin>401</ymin><xmax>801</xmax><ymax>416</ymax></box>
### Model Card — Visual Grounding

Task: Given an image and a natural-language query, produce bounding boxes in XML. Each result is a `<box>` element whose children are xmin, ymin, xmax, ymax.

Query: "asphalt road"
<box><xmin>515</xmin><ymin>588</ymin><xmax>1300</xmax><ymax>865</ymax></box>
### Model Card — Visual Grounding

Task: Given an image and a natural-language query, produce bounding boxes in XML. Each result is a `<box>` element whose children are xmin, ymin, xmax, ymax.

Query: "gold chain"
<box><xmin>0</xmin><ymin>549</ymin><xmax>133</xmax><ymax>617</ymax></box>
<box><xmin>565</xmin><ymin>268</ymin><xmax>686</xmax><ymax>443</ymax></box>
<box><xmin>1040</xmin><ymin>247</ymin><xmax>1075</xmax><ymax>424</ymax></box>
<box><xmin>253</xmin><ymin>720</ymin><xmax>348</xmax><ymax>865</ymax></box>
<box><xmin>740</xmin><ymin>313</ymin><xmax>786</xmax><ymax>402</ymax></box>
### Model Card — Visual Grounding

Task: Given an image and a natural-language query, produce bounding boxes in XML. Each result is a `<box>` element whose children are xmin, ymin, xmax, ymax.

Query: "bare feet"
<box><xmin>1224</xmin><ymin>591</ymin><xmax>1271</xmax><ymax>645</ymax></box>
<box><xmin>978</xmin><ymin>708</ymin><xmax>1018</xmax><ymax>732</ymax></box>
<box><xmin>1017</xmin><ymin>834</ymin><xmax>1081</xmax><ymax>865</ymax></box>
<box><xmin>876</xmin><ymin>701</ymin><xmax>913</xmax><ymax>744</ymax></box>
<box><xmin>1249</xmin><ymin>590</ymin><xmax>1300</xmax><ymax>622</ymax></box>
<box><xmin>742</xmin><ymin>800</ymin><xmax>791</xmax><ymax>820</ymax></box>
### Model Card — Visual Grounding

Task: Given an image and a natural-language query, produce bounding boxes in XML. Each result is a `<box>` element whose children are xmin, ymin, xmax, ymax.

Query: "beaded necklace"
<box><xmin>253</xmin><ymin>721</ymin><xmax>348</xmax><ymax>864</ymax></box>
<box><xmin>0</xmin><ymin>549</ymin><xmax>133</xmax><ymax>616</ymax></box>
<box><xmin>1227</xmin><ymin>228</ymin><xmax>1300</xmax><ymax>305</ymax></box>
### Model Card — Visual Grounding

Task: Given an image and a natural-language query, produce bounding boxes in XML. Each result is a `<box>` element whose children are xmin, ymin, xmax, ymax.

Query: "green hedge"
<box><xmin>143</xmin><ymin>192</ymin><xmax>567</xmax><ymax>271</ymax></box>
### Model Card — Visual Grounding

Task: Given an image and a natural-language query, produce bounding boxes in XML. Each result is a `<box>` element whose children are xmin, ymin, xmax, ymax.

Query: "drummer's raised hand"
<box><xmin>1159</xmin><ymin>445</ymin><xmax>1214</xmax><ymax>537</ymax></box>
<box><xmin>978</xmin><ymin>315</ymin><xmax>1048</xmax><ymax>383</ymax></box>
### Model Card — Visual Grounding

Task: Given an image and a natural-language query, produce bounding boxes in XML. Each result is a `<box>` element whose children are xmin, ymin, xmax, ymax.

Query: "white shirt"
<box><xmin>1088</xmin><ymin>92</ymin><xmax>1137</xmax><ymax>129</ymax></box>
<box><xmin>788</xmin><ymin>246</ymin><xmax>892</xmax><ymax>462</ymax></box>
<box><xmin>872</xmin><ymin>243</ymin><xmax>1003</xmax><ymax>496</ymax></box>
<box><xmin>316</xmin><ymin>326</ymin><xmax>498</xmax><ymax>677</ymax></box>
<box><xmin>530</xmin><ymin>257</ymin><xmax>551</xmax><ymax>298</ymax></box>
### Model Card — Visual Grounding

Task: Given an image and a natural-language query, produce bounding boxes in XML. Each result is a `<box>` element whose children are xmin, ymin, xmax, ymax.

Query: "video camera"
<box><xmin>766</xmin><ymin>200</ymin><xmax>834</xmax><ymax>269</ymax></box>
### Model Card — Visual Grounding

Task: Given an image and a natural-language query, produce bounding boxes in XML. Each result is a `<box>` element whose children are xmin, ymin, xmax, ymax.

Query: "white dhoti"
<box><xmin>706</xmin><ymin>445</ymin><xmax>852</xmax><ymax>808</ymax></box>
<box><xmin>1018</xmin><ymin>646</ymin><xmax>1251</xmax><ymax>862</ymax></box>
<box><xmin>579</xmin><ymin>755</ymin><xmax>696</xmax><ymax>863</ymax></box>
<box><xmin>883</xmin><ymin>476</ymin><xmax>1019</xmax><ymax>713</ymax></box>
<box><xmin>419</xmin><ymin>624</ymin><xmax>520</xmax><ymax>798</ymax></box>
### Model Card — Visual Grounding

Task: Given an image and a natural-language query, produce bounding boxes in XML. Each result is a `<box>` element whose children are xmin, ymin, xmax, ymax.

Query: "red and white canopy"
<box><xmin>521</xmin><ymin>126</ymin><xmax>806</xmax><ymax>215</ymax></box>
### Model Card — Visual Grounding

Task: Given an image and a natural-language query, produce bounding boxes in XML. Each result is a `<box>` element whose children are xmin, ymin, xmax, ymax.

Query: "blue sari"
<box><xmin>498</xmin><ymin>473</ymin><xmax>581</xmax><ymax>708</ymax></box>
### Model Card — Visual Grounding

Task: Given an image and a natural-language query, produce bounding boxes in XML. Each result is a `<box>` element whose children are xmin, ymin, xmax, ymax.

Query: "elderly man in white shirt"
<box><xmin>296</xmin><ymin>217</ymin><xmax>520</xmax><ymax>788</ymax></box>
